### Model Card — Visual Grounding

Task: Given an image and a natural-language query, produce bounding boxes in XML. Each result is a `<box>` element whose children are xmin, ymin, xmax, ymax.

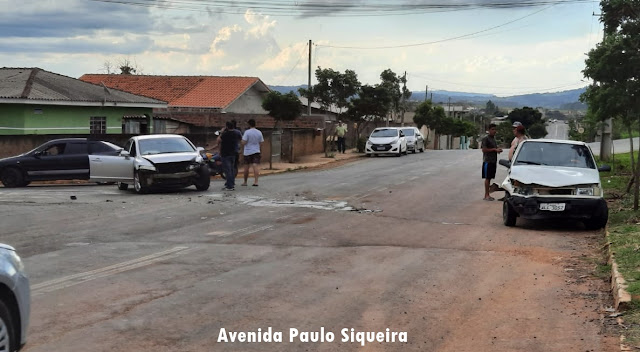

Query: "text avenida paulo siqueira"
<box><xmin>218</xmin><ymin>327</ymin><xmax>407</xmax><ymax>346</ymax></box>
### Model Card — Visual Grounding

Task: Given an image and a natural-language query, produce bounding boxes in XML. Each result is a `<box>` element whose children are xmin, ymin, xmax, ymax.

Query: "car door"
<box><xmin>21</xmin><ymin>141</ymin><xmax>88</xmax><ymax>180</ymax></box>
<box><xmin>415</xmin><ymin>128</ymin><xmax>424</xmax><ymax>148</ymax></box>
<box><xmin>89</xmin><ymin>139</ymin><xmax>135</xmax><ymax>182</ymax></box>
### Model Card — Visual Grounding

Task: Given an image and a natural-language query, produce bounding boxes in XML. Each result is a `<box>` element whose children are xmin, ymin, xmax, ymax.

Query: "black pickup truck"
<box><xmin>0</xmin><ymin>138</ymin><xmax>121</xmax><ymax>187</ymax></box>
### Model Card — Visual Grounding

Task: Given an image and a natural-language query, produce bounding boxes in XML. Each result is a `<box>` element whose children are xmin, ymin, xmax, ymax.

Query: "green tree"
<box><xmin>299</xmin><ymin>67</ymin><xmax>361</xmax><ymax>156</ymax></box>
<box><xmin>508</xmin><ymin>107</ymin><xmax>544</xmax><ymax>128</ymax></box>
<box><xmin>528</xmin><ymin>123</ymin><xmax>548</xmax><ymax>139</ymax></box>
<box><xmin>347</xmin><ymin>84</ymin><xmax>392</xmax><ymax>139</ymax></box>
<box><xmin>262</xmin><ymin>91</ymin><xmax>303</xmax><ymax>123</ymax></box>
<box><xmin>582</xmin><ymin>0</ymin><xmax>640</xmax><ymax>209</ymax></box>
<box><xmin>379</xmin><ymin>69</ymin><xmax>403</xmax><ymax>124</ymax></box>
<box><xmin>413</xmin><ymin>100</ymin><xmax>446</xmax><ymax>149</ymax></box>
<box><xmin>486</xmin><ymin>100</ymin><xmax>499</xmax><ymax>115</ymax></box>
<box><xmin>262</xmin><ymin>90</ymin><xmax>303</xmax><ymax>168</ymax></box>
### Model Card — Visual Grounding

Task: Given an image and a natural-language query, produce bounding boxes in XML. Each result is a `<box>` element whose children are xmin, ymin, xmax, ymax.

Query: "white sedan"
<box><xmin>89</xmin><ymin>134</ymin><xmax>211</xmax><ymax>193</ymax></box>
<box><xmin>365</xmin><ymin>127</ymin><xmax>408</xmax><ymax>157</ymax></box>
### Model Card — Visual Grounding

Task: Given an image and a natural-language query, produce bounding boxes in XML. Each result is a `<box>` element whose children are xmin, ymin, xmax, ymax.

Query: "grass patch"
<box><xmin>601</xmin><ymin>152</ymin><xmax>640</xmax><ymax>344</ymax></box>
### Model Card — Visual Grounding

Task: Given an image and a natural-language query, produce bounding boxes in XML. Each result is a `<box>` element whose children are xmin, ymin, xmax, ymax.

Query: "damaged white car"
<box><xmin>89</xmin><ymin>134</ymin><xmax>210</xmax><ymax>193</ymax></box>
<box><xmin>498</xmin><ymin>139</ymin><xmax>610</xmax><ymax>229</ymax></box>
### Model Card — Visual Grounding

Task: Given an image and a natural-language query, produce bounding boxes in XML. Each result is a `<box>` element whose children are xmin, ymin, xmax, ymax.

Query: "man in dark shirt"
<box><xmin>219</xmin><ymin>121</ymin><xmax>238</xmax><ymax>191</ymax></box>
<box><xmin>481</xmin><ymin>124</ymin><xmax>503</xmax><ymax>201</ymax></box>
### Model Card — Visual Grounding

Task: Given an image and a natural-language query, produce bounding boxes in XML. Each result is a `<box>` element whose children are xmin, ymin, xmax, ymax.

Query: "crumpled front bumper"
<box><xmin>141</xmin><ymin>170</ymin><xmax>198</xmax><ymax>186</ymax></box>
<box><xmin>507</xmin><ymin>196</ymin><xmax>607</xmax><ymax>220</ymax></box>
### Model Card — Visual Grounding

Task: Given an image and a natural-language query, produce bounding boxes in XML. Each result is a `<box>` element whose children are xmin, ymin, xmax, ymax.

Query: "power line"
<box><xmin>317</xmin><ymin>4</ymin><xmax>553</xmax><ymax>49</ymax></box>
<box><xmin>87</xmin><ymin>0</ymin><xmax>597</xmax><ymax>17</ymax></box>
<box><xmin>274</xmin><ymin>42</ymin><xmax>309</xmax><ymax>86</ymax></box>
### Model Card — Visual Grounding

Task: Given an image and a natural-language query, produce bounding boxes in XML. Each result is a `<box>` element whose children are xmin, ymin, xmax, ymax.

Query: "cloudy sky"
<box><xmin>0</xmin><ymin>0</ymin><xmax>603</xmax><ymax>96</ymax></box>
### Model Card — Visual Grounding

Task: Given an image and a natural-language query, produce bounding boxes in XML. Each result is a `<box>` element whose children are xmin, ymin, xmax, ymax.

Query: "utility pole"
<box><xmin>401</xmin><ymin>71</ymin><xmax>407</xmax><ymax>127</ymax></box>
<box><xmin>425</xmin><ymin>85</ymin><xmax>428</xmax><ymax>102</ymax></box>
<box><xmin>307</xmin><ymin>39</ymin><xmax>312</xmax><ymax>117</ymax></box>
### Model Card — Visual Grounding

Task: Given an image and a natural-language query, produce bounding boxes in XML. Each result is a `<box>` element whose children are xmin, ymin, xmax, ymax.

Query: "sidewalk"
<box><xmin>261</xmin><ymin>149</ymin><xmax>365</xmax><ymax>176</ymax></box>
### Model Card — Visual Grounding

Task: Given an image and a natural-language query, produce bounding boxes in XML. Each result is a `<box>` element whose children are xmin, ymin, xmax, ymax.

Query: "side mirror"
<box><xmin>598</xmin><ymin>164</ymin><xmax>611</xmax><ymax>172</ymax></box>
<box><xmin>120</xmin><ymin>150</ymin><xmax>130</xmax><ymax>157</ymax></box>
<box><xmin>499</xmin><ymin>159</ymin><xmax>511</xmax><ymax>168</ymax></box>
<box><xmin>196</xmin><ymin>147</ymin><xmax>205</xmax><ymax>153</ymax></box>
<box><xmin>34</xmin><ymin>151</ymin><xmax>42</xmax><ymax>158</ymax></box>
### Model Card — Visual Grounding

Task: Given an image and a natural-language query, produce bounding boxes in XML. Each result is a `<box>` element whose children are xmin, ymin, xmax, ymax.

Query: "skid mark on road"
<box><xmin>31</xmin><ymin>246</ymin><xmax>190</xmax><ymax>296</ymax></box>
<box><xmin>208</xmin><ymin>225</ymin><xmax>274</xmax><ymax>237</ymax></box>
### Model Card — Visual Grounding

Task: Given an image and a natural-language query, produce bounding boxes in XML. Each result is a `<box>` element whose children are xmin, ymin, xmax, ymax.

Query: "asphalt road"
<box><xmin>2</xmin><ymin>150</ymin><xmax>618</xmax><ymax>351</ymax></box>
<box><xmin>545</xmin><ymin>121</ymin><xmax>569</xmax><ymax>140</ymax></box>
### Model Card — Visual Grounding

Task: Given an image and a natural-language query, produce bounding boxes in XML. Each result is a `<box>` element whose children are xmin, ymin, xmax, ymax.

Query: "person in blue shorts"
<box><xmin>481</xmin><ymin>124</ymin><xmax>503</xmax><ymax>201</ymax></box>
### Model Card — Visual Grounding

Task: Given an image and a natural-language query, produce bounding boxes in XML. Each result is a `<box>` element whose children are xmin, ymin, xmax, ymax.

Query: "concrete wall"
<box><xmin>0</xmin><ymin>104</ymin><xmax>153</xmax><ymax>135</ymax></box>
<box><xmin>281</xmin><ymin>129</ymin><xmax>324</xmax><ymax>162</ymax></box>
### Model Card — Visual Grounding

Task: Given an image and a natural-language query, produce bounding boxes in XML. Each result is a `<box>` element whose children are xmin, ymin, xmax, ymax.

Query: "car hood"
<box><xmin>509</xmin><ymin>165</ymin><xmax>600</xmax><ymax>187</ymax></box>
<box><xmin>369</xmin><ymin>137</ymin><xmax>399</xmax><ymax>144</ymax></box>
<box><xmin>0</xmin><ymin>243</ymin><xmax>15</xmax><ymax>251</ymax></box>
<box><xmin>0</xmin><ymin>155</ymin><xmax>23</xmax><ymax>164</ymax></box>
<box><xmin>142</xmin><ymin>153</ymin><xmax>197</xmax><ymax>164</ymax></box>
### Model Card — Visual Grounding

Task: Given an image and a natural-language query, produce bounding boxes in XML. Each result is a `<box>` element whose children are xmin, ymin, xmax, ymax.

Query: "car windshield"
<box><xmin>514</xmin><ymin>142</ymin><xmax>596</xmax><ymax>169</ymax></box>
<box><xmin>138</xmin><ymin>137</ymin><xmax>195</xmax><ymax>155</ymax></box>
<box><xmin>401</xmin><ymin>128</ymin><xmax>415</xmax><ymax>136</ymax></box>
<box><xmin>370</xmin><ymin>129</ymin><xmax>398</xmax><ymax>138</ymax></box>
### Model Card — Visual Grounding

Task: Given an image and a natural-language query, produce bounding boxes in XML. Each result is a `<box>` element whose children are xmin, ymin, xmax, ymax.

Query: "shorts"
<box><xmin>482</xmin><ymin>162</ymin><xmax>496</xmax><ymax>179</ymax></box>
<box><xmin>244</xmin><ymin>153</ymin><xmax>261</xmax><ymax>165</ymax></box>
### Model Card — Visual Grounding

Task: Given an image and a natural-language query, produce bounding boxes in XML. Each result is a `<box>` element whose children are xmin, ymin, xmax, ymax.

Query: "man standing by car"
<box><xmin>509</xmin><ymin>121</ymin><xmax>528</xmax><ymax>161</ymax></box>
<box><xmin>241</xmin><ymin>119</ymin><xmax>264</xmax><ymax>187</ymax></box>
<box><xmin>219</xmin><ymin>121</ymin><xmax>238</xmax><ymax>191</ymax></box>
<box><xmin>335</xmin><ymin>121</ymin><xmax>348</xmax><ymax>154</ymax></box>
<box><xmin>481</xmin><ymin>124</ymin><xmax>502</xmax><ymax>201</ymax></box>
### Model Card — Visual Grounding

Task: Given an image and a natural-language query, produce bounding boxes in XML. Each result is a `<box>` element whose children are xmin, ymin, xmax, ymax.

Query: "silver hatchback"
<box><xmin>0</xmin><ymin>244</ymin><xmax>29</xmax><ymax>351</ymax></box>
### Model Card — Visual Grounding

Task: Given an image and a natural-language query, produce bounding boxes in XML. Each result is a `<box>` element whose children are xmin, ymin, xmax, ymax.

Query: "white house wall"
<box><xmin>225</xmin><ymin>86</ymin><xmax>269</xmax><ymax>114</ymax></box>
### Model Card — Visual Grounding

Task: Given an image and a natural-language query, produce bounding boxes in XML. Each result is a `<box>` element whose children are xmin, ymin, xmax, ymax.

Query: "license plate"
<box><xmin>375</xmin><ymin>146</ymin><xmax>385</xmax><ymax>151</ymax></box>
<box><xmin>539</xmin><ymin>203</ymin><xmax>565</xmax><ymax>211</ymax></box>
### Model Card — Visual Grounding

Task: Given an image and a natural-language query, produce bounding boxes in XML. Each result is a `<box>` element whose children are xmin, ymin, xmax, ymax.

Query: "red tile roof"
<box><xmin>79</xmin><ymin>74</ymin><xmax>262</xmax><ymax>109</ymax></box>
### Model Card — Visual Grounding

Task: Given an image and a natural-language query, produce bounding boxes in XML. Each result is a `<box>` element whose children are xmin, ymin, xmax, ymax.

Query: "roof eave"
<box><xmin>0</xmin><ymin>98</ymin><xmax>167</xmax><ymax>109</ymax></box>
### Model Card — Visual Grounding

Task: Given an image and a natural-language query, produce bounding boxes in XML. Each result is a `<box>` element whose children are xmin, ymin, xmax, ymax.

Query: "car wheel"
<box><xmin>117</xmin><ymin>182</ymin><xmax>129</xmax><ymax>191</ymax></box>
<box><xmin>133</xmin><ymin>171</ymin><xmax>148</xmax><ymax>194</ymax></box>
<box><xmin>195</xmin><ymin>165</ymin><xmax>211</xmax><ymax>191</ymax></box>
<box><xmin>0</xmin><ymin>299</ymin><xmax>17</xmax><ymax>352</ymax></box>
<box><xmin>396</xmin><ymin>148</ymin><xmax>402</xmax><ymax>157</ymax></box>
<box><xmin>584</xmin><ymin>202</ymin><xmax>609</xmax><ymax>230</ymax></box>
<box><xmin>412</xmin><ymin>147</ymin><xmax>417</xmax><ymax>154</ymax></box>
<box><xmin>503</xmin><ymin>198</ymin><xmax>517</xmax><ymax>227</ymax></box>
<box><xmin>0</xmin><ymin>168</ymin><xmax>24</xmax><ymax>188</ymax></box>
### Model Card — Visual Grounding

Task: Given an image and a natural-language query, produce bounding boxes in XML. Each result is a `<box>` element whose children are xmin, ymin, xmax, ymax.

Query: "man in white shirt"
<box><xmin>241</xmin><ymin>119</ymin><xmax>264</xmax><ymax>187</ymax></box>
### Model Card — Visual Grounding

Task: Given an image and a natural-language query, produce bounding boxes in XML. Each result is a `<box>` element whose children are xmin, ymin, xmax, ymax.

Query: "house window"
<box><xmin>90</xmin><ymin>116</ymin><xmax>106</xmax><ymax>134</ymax></box>
<box><xmin>153</xmin><ymin>120</ymin><xmax>166</xmax><ymax>134</ymax></box>
<box><xmin>123</xmin><ymin>120</ymin><xmax>140</xmax><ymax>134</ymax></box>
<box><xmin>33</xmin><ymin>109</ymin><xmax>43</xmax><ymax>114</ymax></box>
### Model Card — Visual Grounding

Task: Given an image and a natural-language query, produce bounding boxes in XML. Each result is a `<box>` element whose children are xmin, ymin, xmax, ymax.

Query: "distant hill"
<box><xmin>268</xmin><ymin>85</ymin><xmax>587</xmax><ymax>110</ymax></box>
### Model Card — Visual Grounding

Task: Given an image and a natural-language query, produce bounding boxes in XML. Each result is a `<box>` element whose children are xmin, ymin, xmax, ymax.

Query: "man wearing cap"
<box><xmin>509</xmin><ymin>121</ymin><xmax>528</xmax><ymax>161</ymax></box>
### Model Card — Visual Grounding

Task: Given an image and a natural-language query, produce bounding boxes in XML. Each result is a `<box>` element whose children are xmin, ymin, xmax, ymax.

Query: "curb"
<box><xmin>606</xmin><ymin>229</ymin><xmax>634</xmax><ymax>352</ymax></box>
<box><xmin>606</xmin><ymin>229</ymin><xmax>633</xmax><ymax>311</ymax></box>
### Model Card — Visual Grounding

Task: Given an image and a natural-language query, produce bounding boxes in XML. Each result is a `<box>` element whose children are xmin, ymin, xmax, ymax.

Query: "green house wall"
<box><xmin>0</xmin><ymin>104</ymin><xmax>154</xmax><ymax>135</ymax></box>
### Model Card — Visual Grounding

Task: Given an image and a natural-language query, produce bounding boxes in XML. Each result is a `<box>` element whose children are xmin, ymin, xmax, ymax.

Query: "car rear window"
<box><xmin>401</xmin><ymin>128</ymin><xmax>415</xmax><ymax>136</ymax></box>
<box><xmin>65</xmin><ymin>142</ymin><xmax>88</xmax><ymax>155</ymax></box>
<box><xmin>514</xmin><ymin>142</ymin><xmax>596</xmax><ymax>169</ymax></box>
